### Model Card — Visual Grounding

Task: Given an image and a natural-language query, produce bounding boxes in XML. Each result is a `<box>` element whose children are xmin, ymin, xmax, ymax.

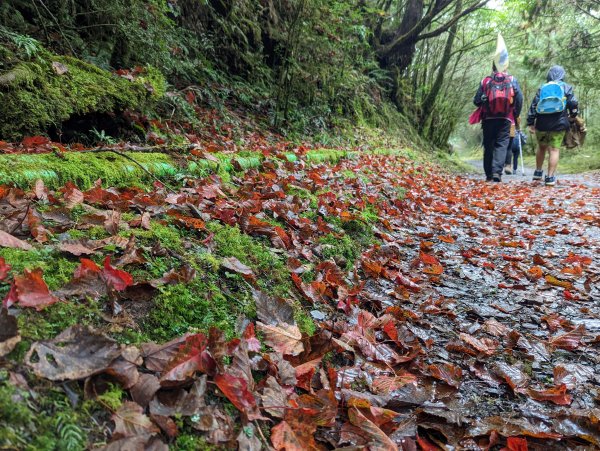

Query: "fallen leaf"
<box><xmin>112</xmin><ymin>401</ymin><xmax>160</xmax><ymax>439</ymax></box>
<box><xmin>348</xmin><ymin>406</ymin><xmax>397</xmax><ymax>450</ymax></box>
<box><xmin>25</xmin><ymin>325</ymin><xmax>121</xmax><ymax>380</ymax></box>
<box><xmin>526</xmin><ymin>384</ymin><xmax>572</xmax><ymax>406</ymax></box>
<box><xmin>0</xmin><ymin>309</ymin><xmax>20</xmax><ymax>357</ymax></box>
<box><xmin>0</xmin><ymin>230</ymin><xmax>33</xmax><ymax>251</ymax></box>
<box><xmin>257</xmin><ymin>321</ymin><xmax>304</xmax><ymax>356</ymax></box>
<box><xmin>160</xmin><ymin>333</ymin><xmax>216</xmax><ymax>386</ymax></box>
<box><xmin>214</xmin><ymin>373</ymin><xmax>263</xmax><ymax>421</ymax></box>
<box><xmin>3</xmin><ymin>268</ymin><xmax>58</xmax><ymax>310</ymax></box>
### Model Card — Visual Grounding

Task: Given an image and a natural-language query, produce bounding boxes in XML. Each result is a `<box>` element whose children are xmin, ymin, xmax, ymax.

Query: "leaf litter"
<box><xmin>0</xmin><ymin>144</ymin><xmax>599</xmax><ymax>449</ymax></box>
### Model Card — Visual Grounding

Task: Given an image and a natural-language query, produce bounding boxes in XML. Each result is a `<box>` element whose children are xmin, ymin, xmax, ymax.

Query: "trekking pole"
<box><xmin>518</xmin><ymin>132</ymin><xmax>525</xmax><ymax>176</ymax></box>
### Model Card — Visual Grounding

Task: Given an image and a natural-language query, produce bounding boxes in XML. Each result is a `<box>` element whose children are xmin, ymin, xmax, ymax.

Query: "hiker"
<box><xmin>473</xmin><ymin>64</ymin><xmax>523</xmax><ymax>182</ymax></box>
<box><xmin>504</xmin><ymin>129</ymin><xmax>527</xmax><ymax>174</ymax></box>
<box><xmin>527</xmin><ymin>65</ymin><xmax>579</xmax><ymax>186</ymax></box>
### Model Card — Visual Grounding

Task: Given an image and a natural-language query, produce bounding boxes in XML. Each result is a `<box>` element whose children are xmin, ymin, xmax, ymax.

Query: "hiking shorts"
<box><xmin>536</xmin><ymin>131</ymin><xmax>565</xmax><ymax>148</ymax></box>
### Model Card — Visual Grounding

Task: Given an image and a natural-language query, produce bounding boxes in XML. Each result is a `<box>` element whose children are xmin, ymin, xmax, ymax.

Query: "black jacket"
<box><xmin>527</xmin><ymin>66</ymin><xmax>578</xmax><ymax>132</ymax></box>
<box><xmin>473</xmin><ymin>73</ymin><xmax>523</xmax><ymax>122</ymax></box>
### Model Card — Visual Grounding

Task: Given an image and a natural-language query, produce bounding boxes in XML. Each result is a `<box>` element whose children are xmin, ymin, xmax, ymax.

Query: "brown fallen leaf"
<box><xmin>25</xmin><ymin>325</ymin><xmax>121</xmax><ymax>381</ymax></box>
<box><xmin>348</xmin><ymin>406</ymin><xmax>397</xmax><ymax>450</ymax></box>
<box><xmin>0</xmin><ymin>309</ymin><xmax>20</xmax><ymax>357</ymax></box>
<box><xmin>221</xmin><ymin>256</ymin><xmax>255</xmax><ymax>280</ymax></box>
<box><xmin>111</xmin><ymin>401</ymin><xmax>160</xmax><ymax>439</ymax></box>
<box><xmin>257</xmin><ymin>321</ymin><xmax>304</xmax><ymax>356</ymax></box>
<box><xmin>0</xmin><ymin>230</ymin><xmax>33</xmax><ymax>250</ymax></box>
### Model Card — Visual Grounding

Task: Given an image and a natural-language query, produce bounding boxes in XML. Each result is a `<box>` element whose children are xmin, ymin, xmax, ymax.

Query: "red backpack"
<box><xmin>483</xmin><ymin>73</ymin><xmax>514</xmax><ymax>117</ymax></box>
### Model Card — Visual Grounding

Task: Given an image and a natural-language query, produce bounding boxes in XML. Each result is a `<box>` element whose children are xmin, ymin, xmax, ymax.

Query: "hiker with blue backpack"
<box><xmin>472</xmin><ymin>35</ymin><xmax>523</xmax><ymax>182</ymax></box>
<box><xmin>527</xmin><ymin>65</ymin><xmax>579</xmax><ymax>186</ymax></box>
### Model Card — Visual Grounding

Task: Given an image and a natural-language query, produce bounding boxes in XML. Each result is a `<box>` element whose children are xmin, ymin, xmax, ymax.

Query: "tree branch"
<box><xmin>416</xmin><ymin>0</ymin><xmax>488</xmax><ymax>42</ymax></box>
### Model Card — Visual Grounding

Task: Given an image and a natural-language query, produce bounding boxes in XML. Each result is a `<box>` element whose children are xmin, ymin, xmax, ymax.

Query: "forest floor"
<box><xmin>0</xmin><ymin>133</ymin><xmax>599</xmax><ymax>450</ymax></box>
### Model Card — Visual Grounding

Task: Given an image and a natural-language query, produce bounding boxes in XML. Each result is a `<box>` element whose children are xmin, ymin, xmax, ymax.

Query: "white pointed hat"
<box><xmin>494</xmin><ymin>33</ymin><xmax>509</xmax><ymax>72</ymax></box>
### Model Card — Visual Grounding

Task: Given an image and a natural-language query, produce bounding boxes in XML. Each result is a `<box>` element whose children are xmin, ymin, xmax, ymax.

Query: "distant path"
<box><xmin>466</xmin><ymin>158</ymin><xmax>600</xmax><ymax>187</ymax></box>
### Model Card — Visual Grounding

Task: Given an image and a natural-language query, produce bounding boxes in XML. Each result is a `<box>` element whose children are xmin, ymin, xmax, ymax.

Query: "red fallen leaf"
<box><xmin>540</xmin><ymin>313</ymin><xmax>564</xmax><ymax>332</ymax></box>
<box><xmin>257</xmin><ymin>321</ymin><xmax>304</xmax><ymax>356</ymax></box>
<box><xmin>22</xmin><ymin>135</ymin><xmax>50</xmax><ymax>148</ymax></box>
<box><xmin>395</xmin><ymin>273</ymin><xmax>420</xmax><ymax>291</ymax></box>
<box><xmin>102</xmin><ymin>256</ymin><xmax>134</xmax><ymax>291</ymax></box>
<box><xmin>459</xmin><ymin>333</ymin><xmax>497</xmax><ymax>356</ymax></box>
<box><xmin>548</xmin><ymin>325</ymin><xmax>586</xmax><ymax>351</ymax></box>
<box><xmin>561</xmin><ymin>265</ymin><xmax>583</xmax><ymax>276</ymax></box>
<box><xmin>3</xmin><ymin>268</ymin><xmax>58</xmax><ymax>310</ymax></box>
<box><xmin>502</xmin><ymin>254</ymin><xmax>524</xmax><ymax>262</ymax></box>
<box><xmin>417</xmin><ymin>434</ymin><xmax>441</xmax><ymax>451</ymax></box>
<box><xmin>545</xmin><ymin>275</ymin><xmax>573</xmax><ymax>290</ymax></box>
<box><xmin>294</xmin><ymin>358</ymin><xmax>321</xmax><ymax>391</ymax></box>
<box><xmin>150</xmin><ymin>414</ymin><xmax>178</xmax><ymax>438</ymax></box>
<box><xmin>505</xmin><ymin>436</ymin><xmax>528</xmax><ymax>451</ymax></box>
<box><xmin>563</xmin><ymin>290</ymin><xmax>579</xmax><ymax>301</ymax></box>
<box><xmin>493</xmin><ymin>362</ymin><xmax>529</xmax><ymax>391</ymax></box>
<box><xmin>371</xmin><ymin>372</ymin><xmax>417</xmax><ymax>395</ymax></box>
<box><xmin>297</xmin><ymin>390</ymin><xmax>338</xmax><ymax>427</ymax></box>
<box><xmin>0</xmin><ymin>230</ymin><xmax>33</xmax><ymax>251</ymax></box>
<box><xmin>429</xmin><ymin>363</ymin><xmax>463</xmax><ymax>388</ymax></box>
<box><xmin>271</xmin><ymin>420</ymin><xmax>319</xmax><ymax>451</ymax></box>
<box><xmin>160</xmin><ymin>333</ymin><xmax>216</xmax><ymax>385</ymax></box>
<box><xmin>167</xmin><ymin>210</ymin><xmax>206</xmax><ymax>231</ymax></box>
<box><xmin>526</xmin><ymin>384</ymin><xmax>572</xmax><ymax>406</ymax></box>
<box><xmin>526</xmin><ymin>266</ymin><xmax>543</xmax><ymax>280</ymax></box>
<box><xmin>27</xmin><ymin>210</ymin><xmax>49</xmax><ymax>243</ymax></box>
<box><xmin>348</xmin><ymin>406</ymin><xmax>397</xmax><ymax>451</ymax></box>
<box><xmin>0</xmin><ymin>257</ymin><xmax>10</xmax><ymax>281</ymax></box>
<box><xmin>214</xmin><ymin>373</ymin><xmax>263</xmax><ymax>421</ymax></box>
<box><xmin>438</xmin><ymin>235</ymin><xmax>455</xmax><ymax>243</ymax></box>
<box><xmin>418</xmin><ymin>251</ymin><xmax>440</xmax><ymax>266</ymax></box>
<box><xmin>362</xmin><ymin>258</ymin><xmax>384</xmax><ymax>278</ymax></box>
<box><xmin>62</xmin><ymin>182</ymin><xmax>84</xmax><ymax>209</ymax></box>
<box><xmin>242</xmin><ymin>323</ymin><xmax>261</xmax><ymax>353</ymax></box>
<box><xmin>562</xmin><ymin>252</ymin><xmax>592</xmax><ymax>266</ymax></box>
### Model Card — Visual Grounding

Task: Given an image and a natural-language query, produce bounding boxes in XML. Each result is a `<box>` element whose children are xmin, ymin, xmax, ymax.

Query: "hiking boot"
<box><xmin>533</xmin><ymin>170</ymin><xmax>543</xmax><ymax>181</ymax></box>
<box><xmin>492</xmin><ymin>173</ymin><xmax>502</xmax><ymax>182</ymax></box>
<box><xmin>545</xmin><ymin>175</ymin><xmax>556</xmax><ymax>186</ymax></box>
<box><xmin>504</xmin><ymin>165</ymin><xmax>512</xmax><ymax>175</ymax></box>
<box><xmin>486</xmin><ymin>176</ymin><xmax>493</xmax><ymax>182</ymax></box>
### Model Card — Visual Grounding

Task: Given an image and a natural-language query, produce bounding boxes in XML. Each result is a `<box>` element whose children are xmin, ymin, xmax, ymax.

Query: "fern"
<box><xmin>55</xmin><ymin>411</ymin><xmax>85</xmax><ymax>451</ymax></box>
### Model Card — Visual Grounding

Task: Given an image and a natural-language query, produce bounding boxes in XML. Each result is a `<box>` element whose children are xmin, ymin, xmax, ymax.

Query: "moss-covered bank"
<box><xmin>0</xmin><ymin>42</ymin><xmax>165</xmax><ymax>140</ymax></box>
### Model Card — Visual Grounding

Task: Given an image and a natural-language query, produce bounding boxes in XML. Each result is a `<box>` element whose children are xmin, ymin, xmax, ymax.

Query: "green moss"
<box><xmin>0</xmin><ymin>247</ymin><xmax>78</xmax><ymax>290</ymax></box>
<box><xmin>17</xmin><ymin>300</ymin><xmax>104</xmax><ymax>343</ymax></box>
<box><xmin>0</xmin><ymin>379</ymin><xmax>89</xmax><ymax>451</ymax></box>
<box><xmin>122</xmin><ymin>221</ymin><xmax>184</xmax><ymax>252</ymax></box>
<box><xmin>144</xmin><ymin>274</ymin><xmax>243</xmax><ymax>340</ymax></box>
<box><xmin>0</xmin><ymin>43</ymin><xmax>161</xmax><ymax>140</ymax></box>
<box><xmin>0</xmin><ymin>151</ymin><xmax>177</xmax><ymax>189</ymax></box>
<box><xmin>319</xmin><ymin>233</ymin><xmax>361</xmax><ymax>269</ymax></box>
<box><xmin>207</xmin><ymin>222</ymin><xmax>291</xmax><ymax>298</ymax></box>
<box><xmin>91</xmin><ymin>384</ymin><xmax>124</xmax><ymax>412</ymax></box>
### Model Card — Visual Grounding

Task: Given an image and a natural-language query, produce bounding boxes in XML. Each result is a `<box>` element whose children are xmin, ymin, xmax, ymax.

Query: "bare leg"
<box><xmin>547</xmin><ymin>147</ymin><xmax>560</xmax><ymax>176</ymax></box>
<box><xmin>535</xmin><ymin>144</ymin><xmax>548</xmax><ymax>170</ymax></box>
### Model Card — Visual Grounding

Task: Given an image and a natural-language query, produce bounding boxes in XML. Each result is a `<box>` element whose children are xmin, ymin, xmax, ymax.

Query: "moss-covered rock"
<box><xmin>0</xmin><ymin>43</ymin><xmax>165</xmax><ymax>140</ymax></box>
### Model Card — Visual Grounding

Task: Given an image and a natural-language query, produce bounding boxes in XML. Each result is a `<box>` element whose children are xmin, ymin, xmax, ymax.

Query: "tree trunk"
<box><xmin>419</xmin><ymin>0</ymin><xmax>462</xmax><ymax>132</ymax></box>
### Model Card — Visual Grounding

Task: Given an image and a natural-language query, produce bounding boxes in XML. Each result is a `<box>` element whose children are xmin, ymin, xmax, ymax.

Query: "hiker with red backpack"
<box><xmin>473</xmin><ymin>63</ymin><xmax>523</xmax><ymax>182</ymax></box>
<box><xmin>526</xmin><ymin>66</ymin><xmax>579</xmax><ymax>186</ymax></box>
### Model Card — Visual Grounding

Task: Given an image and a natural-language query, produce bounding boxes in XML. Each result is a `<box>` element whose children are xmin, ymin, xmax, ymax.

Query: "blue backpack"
<box><xmin>536</xmin><ymin>81</ymin><xmax>566</xmax><ymax>114</ymax></box>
